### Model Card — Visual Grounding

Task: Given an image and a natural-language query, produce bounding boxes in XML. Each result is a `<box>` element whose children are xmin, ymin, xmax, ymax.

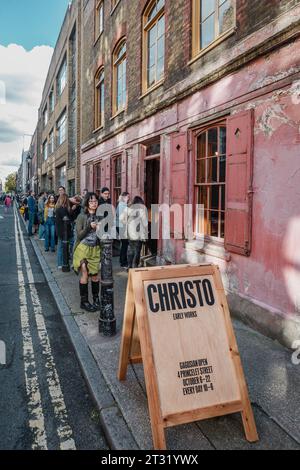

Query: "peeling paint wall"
<box><xmin>182</xmin><ymin>41</ymin><xmax>300</xmax><ymax>321</ymax></box>
<box><xmin>81</xmin><ymin>16</ymin><xmax>300</xmax><ymax>330</ymax></box>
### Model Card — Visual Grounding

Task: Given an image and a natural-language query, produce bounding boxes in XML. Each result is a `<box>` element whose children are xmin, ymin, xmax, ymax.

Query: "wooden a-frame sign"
<box><xmin>118</xmin><ymin>264</ymin><xmax>258</xmax><ymax>450</ymax></box>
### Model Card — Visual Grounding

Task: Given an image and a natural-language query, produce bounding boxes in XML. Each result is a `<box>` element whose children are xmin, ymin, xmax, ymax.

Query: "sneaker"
<box><xmin>45</xmin><ymin>249</ymin><xmax>49</xmax><ymax>252</ymax></box>
<box><xmin>58</xmin><ymin>266</ymin><xmax>62</xmax><ymax>270</ymax></box>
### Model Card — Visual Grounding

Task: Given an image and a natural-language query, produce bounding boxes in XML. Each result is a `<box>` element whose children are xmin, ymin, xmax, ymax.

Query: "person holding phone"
<box><xmin>73</xmin><ymin>193</ymin><xmax>101</xmax><ymax>312</ymax></box>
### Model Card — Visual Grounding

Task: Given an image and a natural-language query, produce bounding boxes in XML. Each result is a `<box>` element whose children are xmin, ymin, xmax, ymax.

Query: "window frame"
<box><xmin>49</xmin><ymin>129</ymin><xmax>54</xmax><ymax>155</ymax></box>
<box><xmin>95</xmin><ymin>0</ymin><xmax>104</xmax><ymax>42</ymax></box>
<box><xmin>94</xmin><ymin>163</ymin><xmax>102</xmax><ymax>194</ymax></box>
<box><xmin>43</xmin><ymin>139</ymin><xmax>48</xmax><ymax>162</ymax></box>
<box><xmin>43</xmin><ymin>106</ymin><xmax>48</xmax><ymax>128</ymax></box>
<box><xmin>94</xmin><ymin>67</ymin><xmax>105</xmax><ymax>130</ymax></box>
<box><xmin>49</xmin><ymin>88</ymin><xmax>55</xmax><ymax>114</ymax></box>
<box><xmin>112</xmin><ymin>39</ymin><xmax>127</xmax><ymax>117</ymax></box>
<box><xmin>194</xmin><ymin>122</ymin><xmax>227</xmax><ymax>242</ymax></box>
<box><xmin>56</xmin><ymin>110</ymin><xmax>67</xmax><ymax>147</ymax></box>
<box><xmin>57</xmin><ymin>56</ymin><xmax>67</xmax><ymax>97</ymax></box>
<box><xmin>192</xmin><ymin>0</ymin><xmax>236</xmax><ymax>60</ymax></box>
<box><xmin>142</xmin><ymin>0</ymin><xmax>165</xmax><ymax>95</ymax></box>
<box><xmin>112</xmin><ymin>155</ymin><xmax>122</xmax><ymax>206</ymax></box>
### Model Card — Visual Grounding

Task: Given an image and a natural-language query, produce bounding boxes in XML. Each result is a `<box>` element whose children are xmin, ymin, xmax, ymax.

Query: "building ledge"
<box><xmin>185</xmin><ymin>239</ymin><xmax>231</xmax><ymax>262</ymax></box>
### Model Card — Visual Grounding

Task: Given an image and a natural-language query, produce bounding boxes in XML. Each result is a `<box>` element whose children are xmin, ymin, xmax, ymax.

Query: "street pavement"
<box><xmin>21</xmin><ymin>207</ymin><xmax>300</xmax><ymax>451</ymax></box>
<box><xmin>22</xmin><ymin>207</ymin><xmax>300</xmax><ymax>450</ymax></box>
<box><xmin>0</xmin><ymin>204</ymin><xmax>108</xmax><ymax>450</ymax></box>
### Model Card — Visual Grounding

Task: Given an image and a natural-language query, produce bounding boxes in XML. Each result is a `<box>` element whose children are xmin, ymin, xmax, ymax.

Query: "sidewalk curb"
<box><xmin>20</xmin><ymin>215</ymin><xmax>138</xmax><ymax>450</ymax></box>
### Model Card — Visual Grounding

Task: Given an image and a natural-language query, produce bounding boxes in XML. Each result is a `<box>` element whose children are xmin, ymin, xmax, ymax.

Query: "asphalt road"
<box><xmin>0</xmin><ymin>203</ymin><xmax>108</xmax><ymax>450</ymax></box>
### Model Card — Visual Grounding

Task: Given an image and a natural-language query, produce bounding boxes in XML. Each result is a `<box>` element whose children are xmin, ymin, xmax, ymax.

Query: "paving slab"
<box><xmin>31</xmin><ymin>235</ymin><xmax>300</xmax><ymax>450</ymax></box>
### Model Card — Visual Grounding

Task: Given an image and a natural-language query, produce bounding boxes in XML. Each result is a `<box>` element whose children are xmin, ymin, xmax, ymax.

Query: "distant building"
<box><xmin>28</xmin><ymin>130</ymin><xmax>38</xmax><ymax>193</ymax></box>
<box><xmin>37</xmin><ymin>0</ymin><xmax>81</xmax><ymax>196</ymax></box>
<box><xmin>17</xmin><ymin>150</ymin><xmax>30</xmax><ymax>194</ymax></box>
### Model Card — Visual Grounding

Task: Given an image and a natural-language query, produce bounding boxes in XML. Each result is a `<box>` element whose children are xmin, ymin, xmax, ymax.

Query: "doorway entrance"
<box><xmin>145</xmin><ymin>157</ymin><xmax>160</xmax><ymax>255</ymax></box>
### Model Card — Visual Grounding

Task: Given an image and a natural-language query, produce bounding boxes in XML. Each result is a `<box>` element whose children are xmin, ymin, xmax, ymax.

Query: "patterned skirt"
<box><xmin>73</xmin><ymin>243</ymin><xmax>101</xmax><ymax>276</ymax></box>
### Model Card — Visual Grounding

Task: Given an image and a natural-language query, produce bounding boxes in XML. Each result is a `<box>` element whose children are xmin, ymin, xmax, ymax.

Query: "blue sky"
<box><xmin>0</xmin><ymin>0</ymin><xmax>70</xmax><ymax>50</ymax></box>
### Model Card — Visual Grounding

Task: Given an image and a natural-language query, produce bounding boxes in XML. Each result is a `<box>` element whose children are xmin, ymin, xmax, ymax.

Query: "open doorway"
<box><xmin>145</xmin><ymin>157</ymin><xmax>160</xmax><ymax>255</ymax></box>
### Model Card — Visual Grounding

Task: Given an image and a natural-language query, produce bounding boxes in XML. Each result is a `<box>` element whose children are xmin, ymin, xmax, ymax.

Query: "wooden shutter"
<box><xmin>170</xmin><ymin>132</ymin><xmax>188</xmax><ymax>205</ymax></box>
<box><xmin>170</xmin><ymin>132</ymin><xmax>188</xmax><ymax>238</ymax></box>
<box><xmin>121</xmin><ymin>152</ymin><xmax>127</xmax><ymax>192</ymax></box>
<box><xmin>104</xmin><ymin>158</ymin><xmax>111</xmax><ymax>189</ymax></box>
<box><xmin>130</xmin><ymin>146</ymin><xmax>140</xmax><ymax>196</ymax></box>
<box><xmin>225</xmin><ymin>110</ymin><xmax>254</xmax><ymax>256</ymax></box>
<box><xmin>101</xmin><ymin>160</ymin><xmax>106</xmax><ymax>189</ymax></box>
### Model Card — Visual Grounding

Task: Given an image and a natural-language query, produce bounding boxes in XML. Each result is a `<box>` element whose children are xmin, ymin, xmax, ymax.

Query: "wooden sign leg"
<box><xmin>118</xmin><ymin>273</ymin><xmax>136</xmax><ymax>381</ymax></box>
<box><xmin>152</xmin><ymin>422</ymin><xmax>167</xmax><ymax>451</ymax></box>
<box><xmin>213</xmin><ymin>267</ymin><xmax>259</xmax><ymax>443</ymax></box>
<box><xmin>241</xmin><ymin>397</ymin><xmax>259</xmax><ymax>442</ymax></box>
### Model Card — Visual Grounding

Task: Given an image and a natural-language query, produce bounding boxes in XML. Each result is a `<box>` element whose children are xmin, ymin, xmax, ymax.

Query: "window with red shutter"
<box><xmin>194</xmin><ymin>124</ymin><xmax>227</xmax><ymax>240</ymax></box>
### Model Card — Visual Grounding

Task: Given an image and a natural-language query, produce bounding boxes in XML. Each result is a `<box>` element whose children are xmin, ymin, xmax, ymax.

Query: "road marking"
<box><xmin>15</xmin><ymin>208</ymin><xmax>76</xmax><ymax>450</ymax></box>
<box><xmin>14</xmin><ymin>210</ymin><xmax>48</xmax><ymax>450</ymax></box>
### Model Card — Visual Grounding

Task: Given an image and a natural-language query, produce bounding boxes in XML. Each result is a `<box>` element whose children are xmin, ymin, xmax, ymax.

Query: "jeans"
<box><xmin>38</xmin><ymin>212</ymin><xmax>45</xmax><ymax>239</ymax></box>
<box><xmin>57</xmin><ymin>238</ymin><xmax>63</xmax><ymax>268</ymax></box>
<box><xmin>44</xmin><ymin>219</ymin><xmax>55</xmax><ymax>251</ymax></box>
<box><xmin>120</xmin><ymin>239</ymin><xmax>129</xmax><ymax>267</ymax></box>
<box><xmin>127</xmin><ymin>240</ymin><xmax>143</xmax><ymax>269</ymax></box>
<box><xmin>28</xmin><ymin>211</ymin><xmax>35</xmax><ymax>236</ymax></box>
<box><xmin>38</xmin><ymin>223</ymin><xmax>45</xmax><ymax>239</ymax></box>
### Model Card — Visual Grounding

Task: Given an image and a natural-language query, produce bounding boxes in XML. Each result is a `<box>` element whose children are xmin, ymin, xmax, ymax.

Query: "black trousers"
<box><xmin>120</xmin><ymin>239</ymin><xmax>129</xmax><ymax>267</ymax></box>
<box><xmin>127</xmin><ymin>240</ymin><xmax>143</xmax><ymax>269</ymax></box>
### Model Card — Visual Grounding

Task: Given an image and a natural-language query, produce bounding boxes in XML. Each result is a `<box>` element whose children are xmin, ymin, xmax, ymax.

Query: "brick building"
<box><xmin>79</xmin><ymin>0</ymin><xmax>300</xmax><ymax>347</ymax></box>
<box><xmin>37</xmin><ymin>0</ymin><xmax>81</xmax><ymax>196</ymax></box>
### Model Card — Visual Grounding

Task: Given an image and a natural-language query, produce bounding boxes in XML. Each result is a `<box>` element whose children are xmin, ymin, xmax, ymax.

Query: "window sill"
<box><xmin>93</xmin><ymin>125</ymin><xmax>104</xmax><ymax>134</ymax></box>
<box><xmin>94</xmin><ymin>31</ymin><xmax>103</xmax><ymax>47</ymax></box>
<box><xmin>110</xmin><ymin>108</ymin><xmax>125</xmax><ymax>121</ymax></box>
<box><xmin>189</xmin><ymin>28</ymin><xmax>236</xmax><ymax>66</ymax></box>
<box><xmin>55</xmin><ymin>141</ymin><xmax>66</xmax><ymax>151</ymax></box>
<box><xmin>110</xmin><ymin>0</ymin><xmax>121</xmax><ymax>15</ymax></box>
<box><xmin>139</xmin><ymin>79</ymin><xmax>164</xmax><ymax>100</ymax></box>
<box><xmin>185</xmin><ymin>238</ymin><xmax>231</xmax><ymax>262</ymax></box>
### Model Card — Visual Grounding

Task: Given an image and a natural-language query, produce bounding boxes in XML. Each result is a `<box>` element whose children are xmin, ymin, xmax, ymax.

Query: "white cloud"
<box><xmin>0</xmin><ymin>44</ymin><xmax>53</xmax><ymax>185</ymax></box>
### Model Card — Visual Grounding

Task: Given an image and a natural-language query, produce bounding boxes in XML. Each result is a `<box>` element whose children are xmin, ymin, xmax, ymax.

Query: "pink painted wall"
<box><xmin>81</xmin><ymin>35</ymin><xmax>300</xmax><ymax>318</ymax></box>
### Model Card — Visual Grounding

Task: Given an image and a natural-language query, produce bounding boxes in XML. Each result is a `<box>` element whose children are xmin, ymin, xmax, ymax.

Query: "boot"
<box><xmin>80</xmin><ymin>283</ymin><xmax>97</xmax><ymax>312</ymax></box>
<box><xmin>92</xmin><ymin>281</ymin><xmax>101</xmax><ymax>310</ymax></box>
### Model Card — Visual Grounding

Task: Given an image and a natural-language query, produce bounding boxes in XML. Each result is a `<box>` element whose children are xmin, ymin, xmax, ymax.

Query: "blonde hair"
<box><xmin>55</xmin><ymin>194</ymin><xmax>70</xmax><ymax>210</ymax></box>
<box><xmin>45</xmin><ymin>195</ymin><xmax>55</xmax><ymax>208</ymax></box>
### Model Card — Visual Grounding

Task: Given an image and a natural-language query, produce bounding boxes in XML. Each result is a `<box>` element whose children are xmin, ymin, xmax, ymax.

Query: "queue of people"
<box><xmin>18</xmin><ymin>186</ymin><xmax>148</xmax><ymax>312</ymax></box>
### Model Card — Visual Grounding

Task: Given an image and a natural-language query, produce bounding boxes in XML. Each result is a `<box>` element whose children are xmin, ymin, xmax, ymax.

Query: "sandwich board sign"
<box><xmin>118</xmin><ymin>264</ymin><xmax>258</xmax><ymax>450</ymax></box>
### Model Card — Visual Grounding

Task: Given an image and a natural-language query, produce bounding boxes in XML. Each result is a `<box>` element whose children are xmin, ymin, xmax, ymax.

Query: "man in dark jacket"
<box><xmin>27</xmin><ymin>191</ymin><xmax>36</xmax><ymax>236</ymax></box>
<box><xmin>97</xmin><ymin>187</ymin><xmax>113</xmax><ymax>235</ymax></box>
<box><xmin>98</xmin><ymin>187</ymin><xmax>111</xmax><ymax>206</ymax></box>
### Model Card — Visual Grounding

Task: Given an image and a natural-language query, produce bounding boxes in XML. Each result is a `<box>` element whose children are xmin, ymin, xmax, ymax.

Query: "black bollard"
<box><xmin>62</xmin><ymin>215</ymin><xmax>70</xmax><ymax>273</ymax></box>
<box><xmin>99</xmin><ymin>235</ymin><xmax>116</xmax><ymax>336</ymax></box>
